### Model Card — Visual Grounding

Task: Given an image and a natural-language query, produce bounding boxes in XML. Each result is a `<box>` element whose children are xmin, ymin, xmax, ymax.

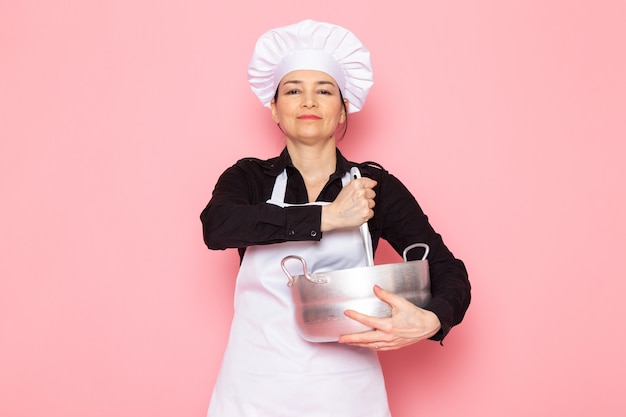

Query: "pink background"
<box><xmin>2</xmin><ymin>1</ymin><xmax>625</xmax><ymax>416</ymax></box>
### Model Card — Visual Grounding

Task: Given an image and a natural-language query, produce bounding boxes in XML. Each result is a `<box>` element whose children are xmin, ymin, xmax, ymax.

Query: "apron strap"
<box><xmin>267</xmin><ymin>170</ymin><xmax>289</xmax><ymax>205</ymax></box>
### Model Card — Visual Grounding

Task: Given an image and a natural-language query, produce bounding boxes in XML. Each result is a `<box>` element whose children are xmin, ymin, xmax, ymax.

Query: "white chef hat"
<box><xmin>247</xmin><ymin>19</ymin><xmax>374</xmax><ymax>113</ymax></box>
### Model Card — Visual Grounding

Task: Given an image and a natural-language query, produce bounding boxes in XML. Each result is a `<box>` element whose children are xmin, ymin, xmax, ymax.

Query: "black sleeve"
<box><xmin>374</xmin><ymin>169</ymin><xmax>471</xmax><ymax>342</ymax></box>
<box><xmin>200</xmin><ymin>162</ymin><xmax>322</xmax><ymax>250</ymax></box>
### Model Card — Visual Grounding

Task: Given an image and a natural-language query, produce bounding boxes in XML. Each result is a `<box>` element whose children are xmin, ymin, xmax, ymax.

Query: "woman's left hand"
<box><xmin>338</xmin><ymin>285</ymin><xmax>441</xmax><ymax>351</ymax></box>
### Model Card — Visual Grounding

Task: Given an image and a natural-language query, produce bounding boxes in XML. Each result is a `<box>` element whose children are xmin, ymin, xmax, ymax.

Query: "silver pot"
<box><xmin>280</xmin><ymin>243</ymin><xmax>431</xmax><ymax>343</ymax></box>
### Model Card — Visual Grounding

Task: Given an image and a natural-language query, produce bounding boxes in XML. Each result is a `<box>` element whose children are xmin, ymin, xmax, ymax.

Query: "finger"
<box><xmin>343</xmin><ymin>308</ymin><xmax>388</xmax><ymax>331</ymax></box>
<box><xmin>355</xmin><ymin>186</ymin><xmax>376</xmax><ymax>199</ymax></box>
<box><xmin>338</xmin><ymin>328</ymin><xmax>383</xmax><ymax>344</ymax></box>
<box><xmin>364</xmin><ymin>188</ymin><xmax>376</xmax><ymax>199</ymax></box>
<box><xmin>372</xmin><ymin>285</ymin><xmax>405</xmax><ymax>308</ymax></box>
<box><xmin>340</xmin><ymin>333</ymin><xmax>406</xmax><ymax>351</ymax></box>
<box><xmin>356</xmin><ymin>178</ymin><xmax>377</xmax><ymax>190</ymax></box>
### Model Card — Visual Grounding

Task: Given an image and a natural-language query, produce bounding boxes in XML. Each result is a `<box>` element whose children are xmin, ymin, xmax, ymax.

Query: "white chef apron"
<box><xmin>207</xmin><ymin>169</ymin><xmax>391</xmax><ymax>417</ymax></box>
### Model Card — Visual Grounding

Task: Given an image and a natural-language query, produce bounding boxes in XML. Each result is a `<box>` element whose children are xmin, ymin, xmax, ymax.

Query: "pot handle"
<box><xmin>280</xmin><ymin>255</ymin><xmax>329</xmax><ymax>287</ymax></box>
<box><xmin>402</xmin><ymin>243</ymin><xmax>430</xmax><ymax>261</ymax></box>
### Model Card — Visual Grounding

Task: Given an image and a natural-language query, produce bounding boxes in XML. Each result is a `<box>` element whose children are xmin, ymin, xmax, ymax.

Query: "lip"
<box><xmin>297</xmin><ymin>114</ymin><xmax>321</xmax><ymax>120</ymax></box>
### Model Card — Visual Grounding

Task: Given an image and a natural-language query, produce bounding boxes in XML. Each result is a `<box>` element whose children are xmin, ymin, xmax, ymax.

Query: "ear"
<box><xmin>339</xmin><ymin>99</ymin><xmax>349</xmax><ymax>123</ymax></box>
<box><xmin>270</xmin><ymin>100</ymin><xmax>280</xmax><ymax>124</ymax></box>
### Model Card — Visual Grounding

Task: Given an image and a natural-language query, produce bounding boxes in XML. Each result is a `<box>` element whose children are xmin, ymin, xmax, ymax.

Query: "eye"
<box><xmin>318</xmin><ymin>89</ymin><xmax>332</xmax><ymax>95</ymax></box>
<box><xmin>285</xmin><ymin>89</ymin><xmax>300</xmax><ymax>95</ymax></box>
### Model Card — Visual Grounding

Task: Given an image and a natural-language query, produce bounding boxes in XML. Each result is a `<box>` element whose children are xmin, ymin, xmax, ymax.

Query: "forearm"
<box><xmin>201</xmin><ymin>203</ymin><xmax>322</xmax><ymax>249</ymax></box>
<box><xmin>425</xmin><ymin>259</ymin><xmax>471</xmax><ymax>341</ymax></box>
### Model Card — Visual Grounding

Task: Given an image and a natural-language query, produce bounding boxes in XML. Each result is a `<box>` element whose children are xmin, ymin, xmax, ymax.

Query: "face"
<box><xmin>271</xmin><ymin>70</ymin><xmax>348</xmax><ymax>144</ymax></box>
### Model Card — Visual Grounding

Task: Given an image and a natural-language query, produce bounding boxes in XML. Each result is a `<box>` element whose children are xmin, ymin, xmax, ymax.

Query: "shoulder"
<box><xmin>340</xmin><ymin>153</ymin><xmax>405</xmax><ymax>186</ymax></box>
<box><xmin>356</xmin><ymin>161</ymin><xmax>388</xmax><ymax>176</ymax></box>
<box><xmin>233</xmin><ymin>155</ymin><xmax>280</xmax><ymax>169</ymax></box>
<box><xmin>351</xmin><ymin>160</ymin><xmax>396</xmax><ymax>184</ymax></box>
<box><xmin>351</xmin><ymin>160</ymin><xmax>416</xmax><ymax>199</ymax></box>
<box><xmin>221</xmin><ymin>155</ymin><xmax>283</xmax><ymax>177</ymax></box>
<box><xmin>337</xmin><ymin>149</ymin><xmax>388</xmax><ymax>179</ymax></box>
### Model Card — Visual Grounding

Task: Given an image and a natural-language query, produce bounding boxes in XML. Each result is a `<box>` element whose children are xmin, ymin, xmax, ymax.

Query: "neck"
<box><xmin>286</xmin><ymin>139</ymin><xmax>337</xmax><ymax>176</ymax></box>
<box><xmin>286</xmin><ymin>139</ymin><xmax>337</xmax><ymax>201</ymax></box>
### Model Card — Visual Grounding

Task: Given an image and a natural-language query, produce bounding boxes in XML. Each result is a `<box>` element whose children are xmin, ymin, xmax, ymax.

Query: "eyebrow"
<box><xmin>281</xmin><ymin>79</ymin><xmax>337</xmax><ymax>88</ymax></box>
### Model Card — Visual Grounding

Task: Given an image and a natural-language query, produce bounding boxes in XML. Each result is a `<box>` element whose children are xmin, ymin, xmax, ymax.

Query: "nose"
<box><xmin>301</xmin><ymin>90</ymin><xmax>317</xmax><ymax>108</ymax></box>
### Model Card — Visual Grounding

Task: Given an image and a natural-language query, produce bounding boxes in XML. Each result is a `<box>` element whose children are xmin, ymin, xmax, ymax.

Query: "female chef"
<box><xmin>200</xmin><ymin>19</ymin><xmax>471</xmax><ymax>417</ymax></box>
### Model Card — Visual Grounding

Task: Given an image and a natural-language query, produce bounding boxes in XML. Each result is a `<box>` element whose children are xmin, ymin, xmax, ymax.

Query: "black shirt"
<box><xmin>200</xmin><ymin>148</ymin><xmax>470</xmax><ymax>341</ymax></box>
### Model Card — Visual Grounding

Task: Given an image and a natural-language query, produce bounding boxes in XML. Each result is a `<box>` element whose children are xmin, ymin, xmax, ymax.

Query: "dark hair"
<box><xmin>273</xmin><ymin>88</ymin><xmax>349</xmax><ymax>140</ymax></box>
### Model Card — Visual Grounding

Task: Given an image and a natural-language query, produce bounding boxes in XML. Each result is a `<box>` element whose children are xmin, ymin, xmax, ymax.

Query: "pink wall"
<box><xmin>2</xmin><ymin>1</ymin><xmax>625</xmax><ymax>416</ymax></box>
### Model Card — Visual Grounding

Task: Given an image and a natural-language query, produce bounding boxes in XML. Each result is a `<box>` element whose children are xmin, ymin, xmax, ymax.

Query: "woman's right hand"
<box><xmin>321</xmin><ymin>177</ymin><xmax>377</xmax><ymax>232</ymax></box>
